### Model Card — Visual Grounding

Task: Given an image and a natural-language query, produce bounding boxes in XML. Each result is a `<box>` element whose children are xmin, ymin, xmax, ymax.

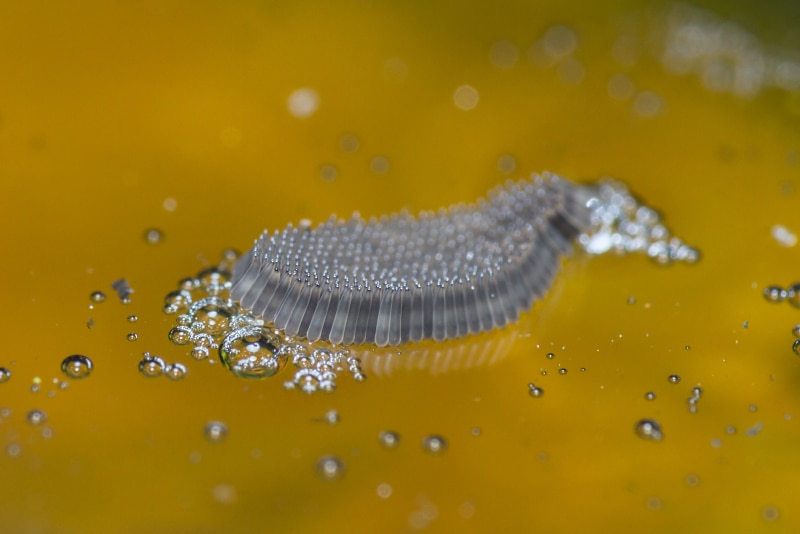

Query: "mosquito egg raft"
<box><xmin>60</xmin><ymin>355</ymin><xmax>93</xmax><ymax>379</ymax></box>
<box><xmin>204</xmin><ymin>421</ymin><xmax>228</xmax><ymax>443</ymax></box>
<box><xmin>315</xmin><ymin>455</ymin><xmax>345</xmax><ymax>481</ymax></box>
<box><xmin>421</xmin><ymin>435</ymin><xmax>448</xmax><ymax>455</ymax></box>
<box><xmin>634</xmin><ymin>419</ymin><xmax>663</xmax><ymax>441</ymax></box>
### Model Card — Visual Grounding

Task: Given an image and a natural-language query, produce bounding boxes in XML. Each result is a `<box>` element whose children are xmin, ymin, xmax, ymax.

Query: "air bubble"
<box><xmin>528</xmin><ymin>383</ymin><xmax>544</xmax><ymax>398</ymax></box>
<box><xmin>546</xmin><ymin>352</ymin><xmax>555</xmax><ymax>359</ymax></box>
<box><xmin>127</xmin><ymin>333</ymin><xmax>138</xmax><ymax>342</ymax></box>
<box><xmin>138</xmin><ymin>355</ymin><xmax>165</xmax><ymax>377</ymax></box>
<box><xmin>168</xmin><ymin>326</ymin><xmax>193</xmax><ymax>346</ymax></box>
<box><xmin>645</xmin><ymin>391</ymin><xmax>656</xmax><ymax>401</ymax></box>
<box><xmin>667</xmin><ymin>374</ymin><xmax>681</xmax><ymax>384</ymax></box>
<box><xmin>191</xmin><ymin>347</ymin><xmax>210</xmax><ymax>360</ymax></box>
<box><xmin>144</xmin><ymin>228</ymin><xmax>164</xmax><ymax>244</ymax></box>
<box><xmin>165</xmin><ymin>363</ymin><xmax>187</xmax><ymax>380</ymax></box>
<box><xmin>378</xmin><ymin>431</ymin><xmax>401</xmax><ymax>449</ymax></box>
<box><xmin>0</xmin><ymin>368</ymin><xmax>10</xmax><ymax>383</ymax></box>
<box><xmin>763</xmin><ymin>285</ymin><xmax>786</xmax><ymax>302</ymax></box>
<box><xmin>127</xmin><ymin>315</ymin><xmax>138</xmax><ymax>323</ymax></box>
<box><xmin>26</xmin><ymin>409</ymin><xmax>47</xmax><ymax>426</ymax></box>
<box><xmin>315</xmin><ymin>455</ymin><xmax>345</xmax><ymax>481</ymax></box>
<box><xmin>89</xmin><ymin>291</ymin><xmax>106</xmax><ymax>303</ymax></box>
<box><xmin>219</xmin><ymin>326</ymin><xmax>287</xmax><ymax>379</ymax></box>
<box><xmin>793</xmin><ymin>339</ymin><xmax>800</xmax><ymax>355</ymax></box>
<box><xmin>204</xmin><ymin>421</ymin><xmax>228</xmax><ymax>443</ymax></box>
<box><xmin>421</xmin><ymin>435</ymin><xmax>448</xmax><ymax>455</ymax></box>
<box><xmin>635</xmin><ymin>419</ymin><xmax>663</xmax><ymax>441</ymax></box>
<box><xmin>164</xmin><ymin>290</ymin><xmax>192</xmax><ymax>313</ymax></box>
<box><xmin>558</xmin><ymin>368</ymin><xmax>568</xmax><ymax>375</ymax></box>
<box><xmin>61</xmin><ymin>355</ymin><xmax>93</xmax><ymax>379</ymax></box>
<box><xmin>188</xmin><ymin>297</ymin><xmax>236</xmax><ymax>336</ymax></box>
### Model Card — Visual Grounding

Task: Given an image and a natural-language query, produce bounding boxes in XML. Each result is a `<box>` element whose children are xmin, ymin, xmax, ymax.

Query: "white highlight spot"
<box><xmin>771</xmin><ymin>224</ymin><xmax>797</xmax><ymax>247</ymax></box>
<box><xmin>287</xmin><ymin>88</ymin><xmax>319</xmax><ymax>119</ymax></box>
<box><xmin>453</xmin><ymin>85</ymin><xmax>479</xmax><ymax>110</ymax></box>
<box><xmin>377</xmin><ymin>483</ymin><xmax>393</xmax><ymax>499</ymax></box>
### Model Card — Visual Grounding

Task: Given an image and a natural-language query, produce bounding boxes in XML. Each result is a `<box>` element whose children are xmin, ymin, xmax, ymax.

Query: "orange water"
<box><xmin>2</xmin><ymin>1</ymin><xmax>799</xmax><ymax>532</ymax></box>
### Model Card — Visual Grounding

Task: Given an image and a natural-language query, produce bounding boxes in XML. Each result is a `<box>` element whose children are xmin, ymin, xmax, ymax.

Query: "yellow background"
<box><xmin>2</xmin><ymin>1</ymin><xmax>799</xmax><ymax>532</ymax></box>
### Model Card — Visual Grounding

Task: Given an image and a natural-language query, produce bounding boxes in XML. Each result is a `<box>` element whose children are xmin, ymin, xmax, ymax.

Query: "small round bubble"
<box><xmin>220</xmin><ymin>326</ymin><xmax>287</xmax><ymax>379</ymax></box>
<box><xmin>138</xmin><ymin>355</ymin><xmax>165</xmax><ymax>377</ymax></box>
<box><xmin>793</xmin><ymin>339</ymin><xmax>800</xmax><ymax>355</ymax></box>
<box><xmin>165</xmin><ymin>363</ymin><xmax>187</xmax><ymax>380</ymax></box>
<box><xmin>645</xmin><ymin>391</ymin><xmax>656</xmax><ymax>401</ymax></box>
<box><xmin>378</xmin><ymin>431</ymin><xmax>401</xmax><ymax>449</ymax></box>
<box><xmin>26</xmin><ymin>409</ymin><xmax>47</xmax><ymax>426</ymax></box>
<box><xmin>0</xmin><ymin>368</ymin><xmax>11</xmax><ymax>384</ymax></box>
<box><xmin>126</xmin><ymin>333</ymin><xmax>138</xmax><ymax>342</ymax></box>
<box><xmin>667</xmin><ymin>374</ymin><xmax>681</xmax><ymax>384</ymax></box>
<box><xmin>89</xmin><ymin>291</ymin><xmax>106</xmax><ymax>303</ymax></box>
<box><xmin>546</xmin><ymin>352</ymin><xmax>555</xmax><ymax>359</ymax></box>
<box><xmin>634</xmin><ymin>419</ymin><xmax>663</xmax><ymax>441</ymax></box>
<box><xmin>528</xmin><ymin>383</ymin><xmax>544</xmax><ymax>398</ymax></box>
<box><xmin>61</xmin><ymin>355</ymin><xmax>93</xmax><ymax>379</ymax></box>
<box><xmin>315</xmin><ymin>455</ymin><xmax>345</xmax><ymax>481</ymax></box>
<box><xmin>558</xmin><ymin>368</ymin><xmax>568</xmax><ymax>375</ymax></box>
<box><xmin>421</xmin><ymin>435</ymin><xmax>448</xmax><ymax>455</ymax></box>
<box><xmin>168</xmin><ymin>326</ymin><xmax>193</xmax><ymax>346</ymax></box>
<box><xmin>204</xmin><ymin>421</ymin><xmax>228</xmax><ymax>443</ymax></box>
<box><xmin>143</xmin><ymin>228</ymin><xmax>164</xmax><ymax>244</ymax></box>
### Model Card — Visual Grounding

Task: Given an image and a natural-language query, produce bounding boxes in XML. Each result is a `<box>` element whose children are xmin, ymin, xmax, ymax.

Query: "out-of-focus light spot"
<box><xmin>542</xmin><ymin>25</ymin><xmax>578</xmax><ymax>60</ymax></box>
<box><xmin>376</xmin><ymin>483</ymin><xmax>392</xmax><ymax>499</ymax></box>
<box><xmin>212</xmin><ymin>483</ymin><xmax>237</xmax><ymax>504</ymax></box>
<box><xmin>319</xmin><ymin>164</ymin><xmax>338</xmax><ymax>182</ymax></box>
<box><xmin>163</xmin><ymin>197</ymin><xmax>177</xmax><ymax>212</ymax></box>
<box><xmin>453</xmin><ymin>85</ymin><xmax>479</xmax><ymax>110</ymax></box>
<box><xmin>382</xmin><ymin>58</ymin><xmax>408</xmax><ymax>83</ymax></box>
<box><xmin>489</xmin><ymin>40</ymin><xmax>519</xmax><ymax>69</ymax></box>
<box><xmin>771</xmin><ymin>224</ymin><xmax>797</xmax><ymax>247</ymax></box>
<box><xmin>339</xmin><ymin>133</ymin><xmax>360</xmax><ymax>153</ymax></box>
<box><xmin>633</xmin><ymin>90</ymin><xmax>663</xmax><ymax>117</ymax></box>
<box><xmin>613</xmin><ymin>34</ymin><xmax>641</xmax><ymax>67</ymax></box>
<box><xmin>557</xmin><ymin>57</ymin><xmax>585</xmax><ymax>85</ymax></box>
<box><xmin>220</xmin><ymin>126</ymin><xmax>242</xmax><ymax>148</ymax></box>
<box><xmin>497</xmin><ymin>154</ymin><xmax>517</xmax><ymax>174</ymax></box>
<box><xmin>369</xmin><ymin>155</ymin><xmax>390</xmax><ymax>174</ymax></box>
<box><xmin>287</xmin><ymin>88</ymin><xmax>319</xmax><ymax>119</ymax></box>
<box><xmin>608</xmin><ymin>73</ymin><xmax>635</xmax><ymax>100</ymax></box>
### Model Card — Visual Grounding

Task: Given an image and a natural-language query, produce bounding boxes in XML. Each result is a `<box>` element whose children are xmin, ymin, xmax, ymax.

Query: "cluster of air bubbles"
<box><xmin>528</xmin><ymin>24</ymin><xmax>585</xmax><ymax>85</ymax></box>
<box><xmin>137</xmin><ymin>352</ymin><xmax>187</xmax><ymax>380</ymax></box>
<box><xmin>61</xmin><ymin>355</ymin><xmax>93</xmax><ymax>379</ymax></box>
<box><xmin>686</xmin><ymin>385</ymin><xmax>703</xmax><ymax>413</ymax></box>
<box><xmin>659</xmin><ymin>3</ymin><xmax>800</xmax><ymax>98</ymax></box>
<box><xmin>111</xmin><ymin>278</ymin><xmax>133</xmax><ymax>303</ymax></box>
<box><xmin>579</xmin><ymin>180</ymin><xmax>700</xmax><ymax>264</ymax></box>
<box><xmin>763</xmin><ymin>283</ymin><xmax>800</xmax><ymax>306</ymax></box>
<box><xmin>634</xmin><ymin>419</ymin><xmax>663</xmax><ymax>441</ymax></box>
<box><xmin>762</xmin><ymin>282</ymin><xmax>800</xmax><ymax>355</ymax></box>
<box><xmin>163</xmin><ymin>251</ymin><xmax>366</xmax><ymax>393</ymax></box>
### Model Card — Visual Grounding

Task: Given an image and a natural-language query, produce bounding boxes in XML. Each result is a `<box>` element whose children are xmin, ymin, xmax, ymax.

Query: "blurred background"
<box><xmin>1</xmin><ymin>0</ymin><xmax>799</xmax><ymax>532</ymax></box>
